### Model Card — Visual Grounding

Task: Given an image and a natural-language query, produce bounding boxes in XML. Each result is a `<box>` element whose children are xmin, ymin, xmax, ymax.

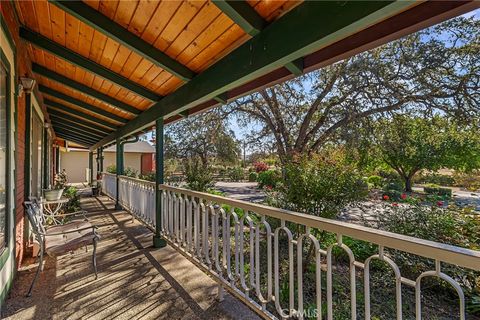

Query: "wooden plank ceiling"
<box><xmin>16</xmin><ymin>0</ymin><xmax>300</xmax><ymax>147</ymax></box>
<box><xmin>14</xmin><ymin>0</ymin><xmax>476</xmax><ymax>148</ymax></box>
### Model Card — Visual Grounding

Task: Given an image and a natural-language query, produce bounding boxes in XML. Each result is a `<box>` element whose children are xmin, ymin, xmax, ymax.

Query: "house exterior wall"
<box><xmin>61</xmin><ymin>151</ymin><xmax>144</xmax><ymax>183</ymax></box>
<box><xmin>141</xmin><ymin>153</ymin><xmax>154</xmax><ymax>174</ymax></box>
<box><xmin>103</xmin><ymin>153</ymin><xmax>142</xmax><ymax>176</ymax></box>
<box><xmin>0</xmin><ymin>14</ymin><xmax>17</xmax><ymax>304</ymax></box>
<box><xmin>1</xmin><ymin>3</ymin><xmax>54</xmax><ymax>304</ymax></box>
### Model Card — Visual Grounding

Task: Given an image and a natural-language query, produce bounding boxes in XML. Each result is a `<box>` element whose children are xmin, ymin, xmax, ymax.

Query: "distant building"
<box><xmin>60</xmin><ymin>141</ymin><xmax>155</xmax><ymax>183</ymax></box>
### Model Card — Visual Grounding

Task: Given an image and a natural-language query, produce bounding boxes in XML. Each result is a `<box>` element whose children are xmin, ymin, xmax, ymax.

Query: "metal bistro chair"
<box><xmin>24</xmin><ymin>201</ymin><xmax>100</xmax><ymax>297</ymax></box>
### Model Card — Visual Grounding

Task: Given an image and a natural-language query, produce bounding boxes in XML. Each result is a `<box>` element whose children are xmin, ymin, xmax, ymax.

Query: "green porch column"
<box><xmin>88</xmin><ymin>151</ymin><xmax>94</xmax><ymax>186</ymax></box>
<box><xmin>99</xmin><ymin>146</ymin><xmax>104</xmax><ymax>173</ymax></box>
<box><xmin>24</xmin><ymin>91</ymin><xmax>32</xmax><ymax>199</ymax></box>
<box><xmin>115</xmin><ymin>137</ymin><xmax>123</xmax><ymax>210</ymax></box>
<box><xmin>42</xmin><ymin>125</ymin><xmax>49</xmax><ymax>189</ymax></box>
<box><xmin>153</xmin><ymin>118</ymin><xmax>167</xmax><ymax>248</ymax></box>
<box><xmin>55</xmin><ymin>145</ymin><xmax>60</xmax><ymax>174</ymax></box>
<box><xmin>95</xmin><ymin>148</ymin><xmax>100</xmax><ymax>173</ymax></box>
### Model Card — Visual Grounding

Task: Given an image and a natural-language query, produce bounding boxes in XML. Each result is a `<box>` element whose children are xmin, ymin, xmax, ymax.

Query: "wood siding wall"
<box><xmin>1</xmin><ymin>1</ymin><xmax>52</xmax><ymax>267</ymax></box>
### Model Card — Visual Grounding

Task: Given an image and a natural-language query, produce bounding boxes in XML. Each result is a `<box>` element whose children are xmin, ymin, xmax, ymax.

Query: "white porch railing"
<box><xmin>101</xmin><ymin>174</ymin><xmax>480</xmax><ymax>320</ymax></box>
<box><xmin>118</xmin><ymin>175</ymin><xmax>156</xmax><ymax>227</ymax></box>
<box><xmin>101</xmin><ymin>172</ymin><xmax>116</xmax><ymax>199</ymax></box>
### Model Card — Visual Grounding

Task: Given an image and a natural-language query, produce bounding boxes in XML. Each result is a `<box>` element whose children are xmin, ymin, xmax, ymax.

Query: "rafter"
<box><xmin>212</xmin><ymin>0</ymin><xmax>302</xmax><ymax>75</ymax></box>
<box><xmin>33</xmin><ymin>64</ymin><xmax>140</xmax><ymax>115</ymax></box>
<box><xmin>55</xmin><ymin>135</ymin><xmax>91</xmax><ymax>147</ymax></box>
<box><xmin>20</xmin><ymin>27</ymin><xmax>161</xmax><ymax>101</ymax></box>
<box><xmin>49</xmin><ymin>113</ymin><xmax>112</xmax><ymax>135</ymax></box>
<box><xmin>52</xmin><ymin>122</ymin><xmax>104</xmax><ymax>140</ymax></box>
<box><xmin>39</xmin><ymin>85</ymin><xmax>128</xmax><ymax>124</ymax></box>
<box><xmin>49</xmin><ymin>0</ymin><xmax>195</xmax><ymax>82</ymax></box>
<box><xmin>44</xmin><ymin>99</ymin><xmax>118</xmax><ymax>130</ymax></box>
<box><xmin>212</xmin><ymin>1</ymin><xmax>265</xmax><ymax>36</ymax></box>
<box><xmin>54</xmin><ymin>130</ymin><xmax>97</xmax><ymax>145</ymax></box>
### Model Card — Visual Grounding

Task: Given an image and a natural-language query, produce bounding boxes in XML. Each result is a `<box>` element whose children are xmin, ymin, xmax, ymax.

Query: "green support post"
<box><xmin>42</xmin><ymin>126</ymin><xmax>49</xmax><ymax>189</ymax></box>
<box><xmin>95</xmin><ymin>148</ymin><xmax>100</xmax><ymax>179</ymax></box>
<box><xmin>55</xmin><ymin>145</ymin><xmax>60</xmax><ymax>174</ymax></box>
<box><xmin>24</xmin><ymin>91</ymin><xmax>32</xmax><ymax>199</ymax></box>
<box><xmin>88</xmin><ymin>151</ymin><xmax>94</xmax><ymax>186</ymax></box>
<box><xmin>115</xmin><ymin>137</ymin><xmax>123</xmax><ymax>210</ymax></box>
<box><xmin>99</xmin><ymin>147</ymin><xmax>104</xmax><ymax>173</ymax></box>
<box><xmin>153</xmin><ymin>118</ymin><xmax>167</xmax><ymax>248</ymax></box>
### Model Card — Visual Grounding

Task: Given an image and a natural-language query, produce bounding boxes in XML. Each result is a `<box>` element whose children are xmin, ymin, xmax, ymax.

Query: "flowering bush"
<box><xmin>53</xmin><ymin>170</ymin><xmax>67</xmax><ymax>190</ymax></box>
<box><xmin>267</xmin><ymin>154</ymin><xmax>367</xmax><ymax>219</ymax></box>
<box><xmin>257</xmin><ymin>170</ymin><xmax>281</xmax><ymax>189</ymax></box>
<box><xmin>253</xmin><ymin>161</ymin><xmax>269</xmax><ymax>173</ymax></box>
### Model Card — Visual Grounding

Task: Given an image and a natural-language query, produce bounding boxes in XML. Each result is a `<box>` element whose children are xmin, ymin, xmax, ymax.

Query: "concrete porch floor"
<box><xmin>1</xmin><ymin>195</ymin><xmax>260</xmax><ymax>320</ymax></box>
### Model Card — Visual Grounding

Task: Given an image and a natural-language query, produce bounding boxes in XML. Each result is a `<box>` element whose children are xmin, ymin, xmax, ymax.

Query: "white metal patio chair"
<box><xmin>23</xmin><ymin>201</ymin><xmax>99</xmax><ymax>297</ymax></box>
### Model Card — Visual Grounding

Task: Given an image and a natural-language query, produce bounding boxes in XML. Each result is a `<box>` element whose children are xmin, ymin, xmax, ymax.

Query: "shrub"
<box><xmin>424</xmin><ymin>185</ymin><xmax>452</xmax><ymax>198</ymax></box>
<box><xmin>268</xmin><ymin>154</ymin><xmax>367</xmax><ymax>219</ymax></box>
<box><xmin>106</xmin><ymin>164</ymin><xmax>116</xmax><ymax>174</ymax></box>
<box><xmin>105</xmin><ymin>165</ymin><xmax>137</xmax><ymax>178</ymax></box>
<box><xmin>139</xmin><ymin>171</ymin><xmax>155</xmax><ymax>182</ymax></box>
<box><xmin>453</xmin><ymin>172</ymin><xmax>480</xmax><ymax>191</ymax></box>
<box><xmin>183</xmin><ymin>158</ymin><xmax>214</xmax><ymax>192</ymax></box>
<box><xmin>227</xmin><ymin>166</ymin><xmax>244</xmax><ymax>182</ymax></box>
<box><xmin>415</xmin><ymin>173</ymin><xmax>455</xmax><ymax>186</ymax></box>
<box><xmin>366</xmin><ymin>175</ymin><xmax>383</xmax><ymax>188</ymax></box>
<box><xmin>63</xmin><ymin>186</ymin><xmax>81</xmax><ymax>213</ymax></box>
<box><xmin>123</xmin><ymin>167</ymin><xmax>138</xmax><ymax>178</ymax></box>
<box><xmin>253</xmin><ymin>161</ymin><xmax>269</xmax><ymax>173</ymax></box>
<box><xmin>374</xmin><ymin>204</ymin><xmax>480</xmax><ymax>291</ymax></box>
<box><xmin>248</xmin><ymin>171</ymin><xmax>258</xmax><ymax>182</ymax></box>
<box><xmin>257</xmin><ymin>170</ymin><xmax>281</xmax><ymax>189</ymax></box>
<box><xmin>377</xmin><ymin>168</ymin><xmax>403</xmax><ymax>185</ymax></box>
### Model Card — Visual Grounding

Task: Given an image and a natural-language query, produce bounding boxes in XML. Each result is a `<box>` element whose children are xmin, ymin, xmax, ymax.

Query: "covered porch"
<box><xmin>2</xmin><ymin>193</ymin><xmax>257</xmax><ymax>319</ymax></box>
<box><xmin>0</xmin><ymin>0</ymin><xmax>479</xmax><ymax>319</ymax></box>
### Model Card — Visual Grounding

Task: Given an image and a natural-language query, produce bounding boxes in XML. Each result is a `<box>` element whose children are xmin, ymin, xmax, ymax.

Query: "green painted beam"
<box><xmin>285</xmin><ymin>58</ymin><xmax>304</xmax><ymax>76</ymax></box>
<box><xmin>55</xmin><ymin>132</ymin><xmax>96</xmax><ymax>146</ymax></box>
<box><xmin>92</xmin><ymin>1</ymin><xmax>412</xmax><ymax>150</ymax></box>
<box><xmin>213</xmin><ymin>1</ymin><xmax>305</xmax><ymax>76</ymax></box>
<box><xmin>49</xmin><ymin>113</ymin><xmax>111</xmax><ymax>135</ymax></box>
<box><xmin>48</xmin><ymin>111</ymin><xmax>112</xmax><ymax>135</ymax></box>
<box><xmin>54</xmin><ymin>129</ymin><xmax>99</xmax><ymax>144</ymax></box>
<box><xmin>44</xmin><ymin>99</ymin><xmax>118</xmax><ymax>130</ymax></box>
<box><xmin>212</xmin><ymin>1</ymin><xmax>265</xmax><ymax>36</ymax></box>
<box><xmin>55</xmin><ymin>132</ymin><xmax>95</xmax><ymax>145</ymax></box>
<box><xmin>213</xmin><ymin>92</ymin><xmax>228</xmax><ymax>104</ymax></box>
<box><xmin>32</xmin><ymin>64</ymin><xmax>140</xmax><ymax>115</ymax></box>
<box><xmin>52</xmin><ymin>122</ymin><xmax>104</xmax><ymax>140</ymax></box>
<box><xmin>39</xmin><ymin>85</ymin><xmax>128</xmax><ymax>123</ymax></box>
<box><xmin>20</xmin><ymin>27</ymin><xmax>161</xmax><ymax>101</ymax></box>
<box><xmin>49</xmin><ymin>0</ymin><xmax>195</xmax><ymax>82</ymax></box>
<box><xmin>52</xmin><ymin>124</ymin><xmax>104</xmax><ymax>141</ymax></box>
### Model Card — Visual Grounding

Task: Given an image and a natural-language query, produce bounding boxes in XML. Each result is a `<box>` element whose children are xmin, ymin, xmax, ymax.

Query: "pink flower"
<box><xmin>383</xmin><ymin>195</ymin><xmax>389</xmax><ymax>201</ymax></box>
<box><xmin>265</xmin><ymin>185</ymin><xmax>273</xmax><ymax>191</ymax></box>
<box><xmin>401</xmin><ymin>193</ymin><xmax>407</xmax><ymax>200</ymax></box>
<box><xmin>392</xmin><ymin>202</ymin><xmax>399</xmax><ymax>207</ymax></box>
<box><xmin>437</xmin><ymin>201</ymin><xmax>444</xmax><ymax>207</ymax></box>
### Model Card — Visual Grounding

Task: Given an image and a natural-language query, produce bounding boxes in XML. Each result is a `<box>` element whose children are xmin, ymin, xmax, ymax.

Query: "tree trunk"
<box><xmin>404</xmin><ymin>176</ymin><xmax>413</xmax><ymax>192</ymax></box>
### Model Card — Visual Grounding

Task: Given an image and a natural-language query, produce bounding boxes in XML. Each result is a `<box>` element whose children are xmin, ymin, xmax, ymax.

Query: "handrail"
<box><xmin>159</xmin><ymin>184</ymin><xmax>480</xmax><ymax>270</ymax></box>
<box><xmin>118</xmin><ymin>174</ymin><xmax>156</xmax><ymax>186</ymax></box>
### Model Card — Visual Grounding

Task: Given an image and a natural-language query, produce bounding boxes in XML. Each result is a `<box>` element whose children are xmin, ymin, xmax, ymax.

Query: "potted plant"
<box><xmin>91</xmin><ymin>180</ymin><xmax>101</xmax><ymax>196</ymax></box>
<box><xmin>44</xmin><ymin>170</ymin><xmax>67</xmax><ymax>201</ymax></box>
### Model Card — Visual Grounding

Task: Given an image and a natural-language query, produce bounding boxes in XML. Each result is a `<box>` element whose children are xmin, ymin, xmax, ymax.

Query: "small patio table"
<box><xmin>39</xmin><ymin>198</ymin><xmax>70</xmax><ymax>225</ymax></box>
